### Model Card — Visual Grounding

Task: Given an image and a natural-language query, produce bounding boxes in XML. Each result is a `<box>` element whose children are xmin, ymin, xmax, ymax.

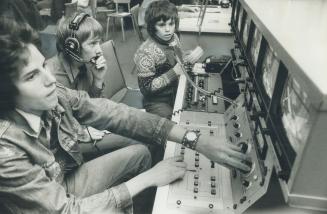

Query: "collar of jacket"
<box><xmin>6</xmin><ymin>105</ymin><xmax>65</xmax><ymax>138</ymax></box>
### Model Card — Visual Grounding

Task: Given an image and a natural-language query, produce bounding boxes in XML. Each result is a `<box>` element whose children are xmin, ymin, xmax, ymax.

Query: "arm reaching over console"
<box><xmin>167</xmin><ymin>125</ymin><xmax>251</xmax><ymax>172</ymax></box>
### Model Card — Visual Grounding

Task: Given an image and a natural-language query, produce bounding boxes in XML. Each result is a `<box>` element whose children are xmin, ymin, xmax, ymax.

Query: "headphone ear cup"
<box><xmin>64</xmin><ymin>37</ymin><xmax>80</xmax><ymax>55</ymax></box>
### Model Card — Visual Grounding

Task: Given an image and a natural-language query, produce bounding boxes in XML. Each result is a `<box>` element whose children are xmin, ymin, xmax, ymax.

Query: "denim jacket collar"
<box><xmin>15</xmin><ymin>109</ymin><xmax>41</xmax><ymax>135</ymax></box>
<box><xmin>8</xmin><ymin>105</ymin><xmax>65</xmax><ymax>138</ymax></box>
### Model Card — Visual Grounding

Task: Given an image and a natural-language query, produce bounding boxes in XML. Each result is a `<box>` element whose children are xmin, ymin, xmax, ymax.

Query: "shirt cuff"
<box><xmin>110</xmin><ymin>183</ymin><xmax>133</xmax><ymax>209</ymax></box>
<box><xmin>153</xmin><ymin>118</ymin><xmax>176</xmax><ymax>146</ymax></box>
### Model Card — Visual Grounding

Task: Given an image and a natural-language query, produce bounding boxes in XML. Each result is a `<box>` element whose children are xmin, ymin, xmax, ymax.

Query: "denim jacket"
<box><xmin>0</xmin><ymin>84</ymin><xmax>174</xmax><ymax>214</ymax></box>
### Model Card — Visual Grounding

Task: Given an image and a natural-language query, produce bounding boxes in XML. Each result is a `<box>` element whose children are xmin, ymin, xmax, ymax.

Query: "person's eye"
<box><xmin>91</xmin><ymin>40</ymin><xmax>100</xmax><ymax>46</ymax></box>
<box><xmin>25</xmin><ymin>71</ymin><xmax>39</xmax><ymax>81</ymax></box>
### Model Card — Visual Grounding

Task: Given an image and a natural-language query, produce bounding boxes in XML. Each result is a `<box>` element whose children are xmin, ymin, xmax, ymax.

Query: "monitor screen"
<box><xmin>242</xmin><ymin>15</ymin><xmax>251</xmax><ymax>47</ymax></box>
<box><xmin>237</xmin><ymin>7</ymin><xmax>243</xmax><ymax>32</ymax></box>
<box><xmin>262</xmin><ymin>45</ymin><xmax>279</xmax><ymax>98</ymax></box>
<box><xmin>250</xmin><ymin>27</ymin><xmax>262</xmax><ymax>67</ymax></box>
<box><xmin>280</xmin><ymin>76</ymin><xmax>312</xmax><ymax>154</ymax></box>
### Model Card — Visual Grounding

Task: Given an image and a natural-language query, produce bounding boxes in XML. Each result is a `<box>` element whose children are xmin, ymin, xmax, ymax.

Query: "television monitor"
<box><xmin>242</xmin><ymin>15</ymin><xmax>251</xmax><ymax>47</ymax></box>
<box><xmin>250</xmin><ymin>26</ymin><xmax>262</xmax><ymax>68</ymax></box>
<box><xmin>280</xmin><ymin>76</ymin><xmax>312</xmax><ymax>154</ymax></box>
<box><xmin>261</xmin><ymin>45</ymin><xmax>279</xmax><ymax>99</ymax></box>
<box><xmin>237</xmin><ymin>7</ymin><xmax>243</xmax><ymax>33</ymax></box>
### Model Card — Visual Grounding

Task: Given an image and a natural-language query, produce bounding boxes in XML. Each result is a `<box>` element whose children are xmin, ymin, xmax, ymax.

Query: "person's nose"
<box><xmin>95</xmin><ymin>43</ymin><xmax>103</xmax><ymax>55</ymax></box>
<box><xmin>165</xmin><ymin>24</ymin><xmax>170</xmax><ymax>32</ymax></box>
<box><xmin>43</xmin><ymin>67</ymin><xmax>56</xmax><ymax>86</ymax></box>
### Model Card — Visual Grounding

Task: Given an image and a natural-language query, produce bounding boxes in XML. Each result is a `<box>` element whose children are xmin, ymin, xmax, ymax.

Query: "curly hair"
<box><xmin>145</xmin><ymin>0</ymin><xmax>179</xmax><ymax>39</ymax></box>
<box><xmin>0</xmin><ymin>17</ymin><xmax>40</xmax><ymax>119</ymax></box>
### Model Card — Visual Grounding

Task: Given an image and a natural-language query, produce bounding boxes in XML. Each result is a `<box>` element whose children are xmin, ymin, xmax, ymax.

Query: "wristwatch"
<box><xmin>182</xmin><ymin>130</ymin><xmax>201</xmax><ymax>150</ymax></box>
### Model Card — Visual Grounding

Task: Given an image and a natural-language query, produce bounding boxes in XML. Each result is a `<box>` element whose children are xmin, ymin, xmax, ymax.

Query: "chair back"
<box><xmin>113</xmin><ymin>0</ymin><xmax>131</xmax><ymax>12</ymax></box>
<box><xmin>130</xmin><ymin>4</ymin><xmax>145</xmax><ymax>42</ymax></box>
<box><xmin>101</xmin><ymin>40</ymin><xmax>128</xmax><ymax>99</ymax></box>
<box><xmin>64</xmin><ymin>1</ymin><xmax>78</xmax><ymax>17</ymax></box>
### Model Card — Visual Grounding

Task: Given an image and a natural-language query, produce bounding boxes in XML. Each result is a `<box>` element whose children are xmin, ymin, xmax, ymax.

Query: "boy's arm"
<box><xmin>57</xmin><ymin>84</ymin><xmax>175</xmax><ymax>146</ymax></box>
<box><xmin>58</xmin><ymin>84</ymin><xmax>251</xmax><ymax>171</ymax></box>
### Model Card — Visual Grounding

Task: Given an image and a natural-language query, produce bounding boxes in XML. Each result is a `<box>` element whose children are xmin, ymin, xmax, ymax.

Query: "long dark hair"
<box><xmin>145</xmin><ymin>0</ymin><xmax>179</xmax><ymax>40</ymax></box>
<box><xmin>0</xmin><ymin>17</ymin><xmax>40</xmax><ymax>118</ymax></box>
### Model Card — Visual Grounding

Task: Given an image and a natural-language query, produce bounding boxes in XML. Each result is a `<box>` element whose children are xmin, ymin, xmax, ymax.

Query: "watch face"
<box><xmin>186</xmin><ymin>131</ymin><xmax>197</xmax><ymax>141</ymax></box>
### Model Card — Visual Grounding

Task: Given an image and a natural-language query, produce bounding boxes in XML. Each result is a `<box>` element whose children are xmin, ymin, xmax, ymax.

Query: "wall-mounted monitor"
<box><xmin>237</xmin><ymin>7</ymin><xmax>244</xmax><ymax>33</ymax></box>
<box><xmin>280</xmin><ymin>77</ymin><xmax>312</xmax><ymax>154</ymax></box>
<box><xmin>250</xmin><ymin>26</ymin><xmax>262</xmax><ymax>68</ymax></box>
<box><xmin>261</xmin><ymin>45</ymin><xmax>280</xmax><ymax>99</ymax></box>
<box><xmin>234</xmin><ymin>0</ymin><xmax>241</xmax><ymax>27</ymax></box>
<box><xmin>242</xmin><ymin>15</ymin><xmax>251</xmax><ymax>48</ymax></box>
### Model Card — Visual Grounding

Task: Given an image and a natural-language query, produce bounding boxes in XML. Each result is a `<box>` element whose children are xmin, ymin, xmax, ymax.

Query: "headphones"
<box><xmin>64</xmin><ymin>13</ymin><xmax>90</xmax><ymax>62</ymax></box>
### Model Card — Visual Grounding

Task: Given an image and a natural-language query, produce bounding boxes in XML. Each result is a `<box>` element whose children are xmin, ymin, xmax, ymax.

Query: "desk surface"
<box><xmin>179</xmin><ymin>5</ymin><xmax>232</xmax><ymax>33</ymax></box>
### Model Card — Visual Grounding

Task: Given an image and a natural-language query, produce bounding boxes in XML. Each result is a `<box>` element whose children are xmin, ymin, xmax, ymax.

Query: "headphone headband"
<box><xmin>69</xmin><ymin>13</ymin><xmax>90</xmax><ymax>31</ymax></box>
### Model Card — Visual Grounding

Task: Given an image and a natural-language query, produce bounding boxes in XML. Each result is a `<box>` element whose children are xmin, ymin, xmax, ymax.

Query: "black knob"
<box><xmin>234</xmin><ymin>132</ymin><xmax>242</xmax><ymax>138</ymax></box>
<box><xmin>195</xmin><ymin>161</ymin><xmax>199</xmax><ymax>167</ymax></box>
<box><xmin>210</xmin><ymin>189</ymin><xmax>216</xmax><ymax>195</ymax></box>
<box><xmin>240</xmin><ymin>196</ymin><xmax>247</xmax><ymax>204</ymax></box>
<box><xmin>211</xmin><ymin>161</ymin><xmax>215</xmax><ymax>168</ymax></box>
<box><xmin>238</xmin><ymin>142</ymin><xmax>248</xmax><ymax>153</ymax></box>
<box><xmin>233</xmin><ymin>122</ymin><xmax>240</xmax><ymax>129</ymax></box>
<box><xmin>242</xmin><ymin>180</ymin><xmax>250</xmax><ymax>187</ymax></box>
<box><xmin>239</xmin><ymin>160</ymin><xmax>253</xmax><ymax>174</ymax></box>
<box><xmin>230</xmin><ymin>115</ymin><xmax>238</xmax><ymax>120</ymax></box>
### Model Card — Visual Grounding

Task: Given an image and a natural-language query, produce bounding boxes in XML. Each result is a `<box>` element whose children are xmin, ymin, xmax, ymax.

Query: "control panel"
<box><xmin>166</xmin><ymin>113</ymin><xmax>228</xmax><ymax>213</ymax></box>
<box><xmin>182</xmin><ymin>65</ymin><xmax>225</xmax><ymax>113</ymax></box>
<box><xmin>153</xmin><ymin>74</ymin><xmax>275</xmax><ymax>214</ymax></box>
<box><xmin>224</xmin><ymin>95</ymin><xmax>274</xmax><ymax>213</ymax></box>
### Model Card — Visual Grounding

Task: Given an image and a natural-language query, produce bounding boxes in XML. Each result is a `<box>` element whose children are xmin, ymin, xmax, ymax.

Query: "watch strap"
<box><xmin>181</xmin><ymin>130</ymin><xmax>201</xmax><ymax>150</ymax></box>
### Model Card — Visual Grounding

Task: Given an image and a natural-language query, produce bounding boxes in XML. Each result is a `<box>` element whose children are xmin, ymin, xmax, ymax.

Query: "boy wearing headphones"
<box><xmin>45</xmin><ymin>13</ymin><xmax>140</xmax><ymax>159</ymax></box>
<box><xmin>46</xmin><ymin>13</ymin><xmax>106</xmax><ymax>98</ymax></box>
